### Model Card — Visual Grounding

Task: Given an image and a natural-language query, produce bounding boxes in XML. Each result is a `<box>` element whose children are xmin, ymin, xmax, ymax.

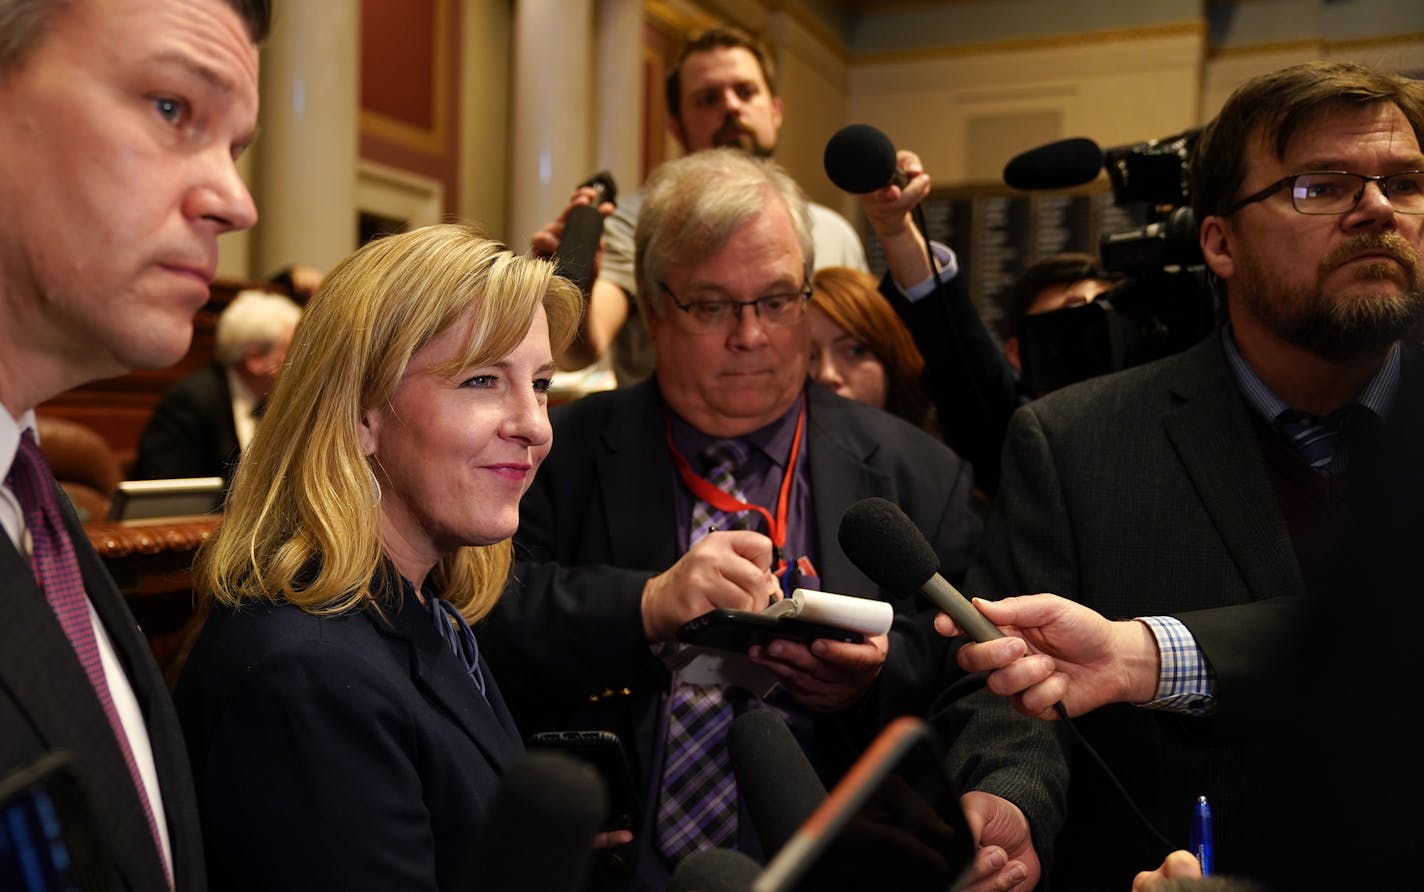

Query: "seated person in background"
<box><xmin>807</xmin><ymin>266</ymin><xmax>936</xmax><ymax>436</ymax></box>
<box><xmin>129</xmin><ymin>288</ymin><xmax>301</xmax><ymax>489</ymax></box>
<box><xmin>545</xmin><ymin>25</ymin><xmax>867</xmax><ymax>384</ymax></box>
<box><xmin>998</xmin><ymin>251</ymin><xmax>1121</xmax><ymax>376</ymax></box>
<box><xmin>173</xmin><ymin>223</ymin><xmax>591</xmax><ymax>891</ymax></box>
<box><xmin>266</xmin><ymin>261</ymin><xmax>325</xmax><ymax>300</ymax></box>
<box><xmin>485</xmin><ymin>147</ymin><xmax>1066</xmax><ymax>892</ymax></box>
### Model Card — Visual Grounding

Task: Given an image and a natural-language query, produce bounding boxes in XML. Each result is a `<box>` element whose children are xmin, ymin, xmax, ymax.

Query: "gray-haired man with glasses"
<box><xmin>485</xmin><ymin>147</ymin><xmax>1067</xmax><ymax>892</ymax></box>
<box><xmin>937</xmin><ymin>59</ymin><xmax>1424</xmax><ymax>890</ymax></box>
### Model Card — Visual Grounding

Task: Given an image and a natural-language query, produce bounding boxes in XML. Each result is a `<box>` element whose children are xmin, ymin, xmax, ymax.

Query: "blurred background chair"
<box><xmin>36</xmin><ymin>414</ymin><xmax>122</xmax><ymax>523</ymax></box>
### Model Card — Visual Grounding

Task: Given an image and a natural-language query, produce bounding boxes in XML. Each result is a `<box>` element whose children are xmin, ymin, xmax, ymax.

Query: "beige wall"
<box><xmin>221</xmin><ymin>2</ymin><xmax>1424</xmax><ymax>281</ymax></box>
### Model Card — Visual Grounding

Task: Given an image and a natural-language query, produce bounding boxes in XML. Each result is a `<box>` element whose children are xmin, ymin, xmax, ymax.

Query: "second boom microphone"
<box><xmin>1001</xmin><ymin>136</ymin><xmax>1104</xmax><ymax>191</ymax></box>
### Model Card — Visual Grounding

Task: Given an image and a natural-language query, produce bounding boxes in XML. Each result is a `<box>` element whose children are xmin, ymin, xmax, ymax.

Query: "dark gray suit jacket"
<box><xmin>970</xmin><ymin>332</ymin><xmax>1424</xmax><ymax>889</ymax></box>
<box><xmin>484</xmin><ymin>379</ymin><xmax>1067</xmax><ymax>887</ymax></box>
<box><xmin>1</xmin><ymin>482</ymin><xmax>204</xmax><ymax>890</ymax></box>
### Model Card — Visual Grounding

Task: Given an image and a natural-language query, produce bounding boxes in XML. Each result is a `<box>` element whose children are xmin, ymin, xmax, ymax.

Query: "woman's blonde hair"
<box><xmin>195</xmin><ymin>222</ymin><xmax>581</xmax><ymax>623</ymax></box>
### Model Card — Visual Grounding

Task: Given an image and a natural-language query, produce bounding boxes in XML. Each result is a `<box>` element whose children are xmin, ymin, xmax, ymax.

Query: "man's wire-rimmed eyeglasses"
<box><xmin>658</xmin><ymin>279</ymin><xmax>813</xmax><ymax>333</ymax></box>
<box><xmin>1226</xmin><ymin>170</ymin><xmax>1424</xmax><ymax>216</ymax></box>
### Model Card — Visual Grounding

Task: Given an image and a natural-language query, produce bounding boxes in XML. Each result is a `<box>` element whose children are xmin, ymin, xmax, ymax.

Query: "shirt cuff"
<box><xmin>1136</xmin><ymin>615</ymin><xmax>1215</xmax><ymax>716</ymax></box>
<box><xmin>901</xmin><ymin>242</ymin><xmax>959</xmax><ymax>303</ymax></box>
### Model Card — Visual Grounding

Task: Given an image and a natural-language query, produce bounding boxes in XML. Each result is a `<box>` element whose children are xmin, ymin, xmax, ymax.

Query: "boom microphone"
<box><xmin>668</xmin><ymin>847</ymin><xmax>762</xmax><ymax>892</ymax></box>
<box><xmin>837</xmin><ymin>497</ymin><xmax>1003</xmax><ymax>643</ymax></box>
<box><xmin>728</xmin><ymin>709</ymin><xmax>828</xmax><ymax>858</ymax></box>
<box><xmin>1001</xmin><ymin>136</ymin><xmax>1104</xmax><ymax>190</ymax></box>
<box><xmin>465</xmin><ymin>750</ymin><xmax>606</xmax><ymax>892</ymax></box>
<box><xmin>552</xmin><ymin>170</ymin><xmax>617</xmax><ymax>297</ymax></box>
<box><xmin>823</xmin><ymin>123</ymin><xmax>909</xmax><ymax>194</ymax></box>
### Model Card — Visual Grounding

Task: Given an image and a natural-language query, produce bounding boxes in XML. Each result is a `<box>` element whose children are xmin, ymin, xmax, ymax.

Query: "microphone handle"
<box><xmin>553</xmin><ymin>203</ymin><xmax>604</xmax><ymax>297</ymax></box>
<box><xmin>921</xmin><ymin>574</ymin><xmax>1003</xmax><ymax>643</ymax></box>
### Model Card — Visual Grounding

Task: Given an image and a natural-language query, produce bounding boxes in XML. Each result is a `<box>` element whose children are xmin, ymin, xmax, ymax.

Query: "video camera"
<box><xmin>1009</xmin><ymin>128</ymin><xmax>1222</xmax><ymax>394</ymax></box>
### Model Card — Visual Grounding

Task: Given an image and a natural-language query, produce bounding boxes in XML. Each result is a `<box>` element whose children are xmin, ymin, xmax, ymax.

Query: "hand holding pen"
<box><xmin>1190</xmin><ymin>795</ymin><xmax>1214</xmax><ymax>875</ymax></box>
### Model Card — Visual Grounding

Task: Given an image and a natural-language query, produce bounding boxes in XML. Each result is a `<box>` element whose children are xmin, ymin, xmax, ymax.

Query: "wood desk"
<box><xmin>85</xmin><ymin>515</ymin><xmax>220</xmax><ymax>679</ymax></box>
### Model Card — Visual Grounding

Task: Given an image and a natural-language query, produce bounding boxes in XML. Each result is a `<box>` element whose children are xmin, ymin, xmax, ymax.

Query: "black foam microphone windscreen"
<box><xmin>668</xmin><ymin>847</ymin><xmax>762</xmax><ymax>892</ymax></box>
<box><xmin>823</xmin><ymin>123</ymin><xmax>904</xmax><ymax>194</ymax></box>
<box><xmin>553</xmin><ymin>170</ymin><xmax>617</xmax><ymax>297</ymax></box>
<box><xmin>1001</xmin><ymin>136</ymin><xmax>1104</xmax><ymax>190</ymax></box>
<box><xmin>837</xmin><ymin>497</ymin><xmax>940</xmax><ymax>595</ymax></box>
<box><xmin>838</xmin><ymin>497</ymin><xmax>1003</xmax><ymax>643</ymax></box>
<box><xmin>464</xmin><ymin>750</ymin><xmax>606</xmax><ymax>892</ymax></box>
<box><xmin>728</xmin><ymin>709</ymin><xmax>828</xmax><ymax>858</ymax></box>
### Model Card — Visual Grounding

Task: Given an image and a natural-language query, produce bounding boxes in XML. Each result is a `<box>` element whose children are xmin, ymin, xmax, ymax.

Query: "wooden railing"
<box><xmin>85</xmin><ymin>515</ymin><xmax>220</xmax><ymax>681</ymax></box>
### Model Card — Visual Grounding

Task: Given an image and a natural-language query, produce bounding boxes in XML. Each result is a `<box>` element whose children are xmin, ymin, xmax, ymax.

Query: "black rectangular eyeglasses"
<box><xmin>1226</xmin><ymin>170</ymin><xmax>1424</xmax><ymax>216</ymax></box>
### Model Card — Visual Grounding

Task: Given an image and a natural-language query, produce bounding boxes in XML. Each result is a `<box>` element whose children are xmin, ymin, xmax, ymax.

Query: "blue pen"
<box><xmin>1189</xmin><ymin>794</ymin><xmax>1214</xmax><ymax>875</ymax></box>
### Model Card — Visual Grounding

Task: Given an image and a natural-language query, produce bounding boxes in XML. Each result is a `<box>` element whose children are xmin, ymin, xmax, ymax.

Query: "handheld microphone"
<box><xmin>1001</xmin><ymin>137</ymin><xmax>1105</xmax><ymax>191</ymax></box>
<box><xmin>728</xmin><ymin>709</ymin><xmax>827</xmax><ymax>858</ymax></box>
<box><xmin>823</xmin><ymin>123</ymin><xmax>909</xmax><ymax>194</ymax></box>
<box><xmin>464</xmin><ymin>750</ymin><xmax>606</xmax><ymax>892</ymax></box>
<box><xmin>552</xmin><ymin>170</ymin><xmax>617</xmax><ymax>297</ymax></box>
<box><xmin>837</xmin><ymin>497</ymin><xmax>1003</xmax><ymax>643</ymax></box>
<box><xmin>839</xmin><ymin>498</ymin><xmax>1183</xmax><ymax>856</ymax></box>
<box><xmin>668</xmin><ymin>847</ymin><xmax>762</xmax><ymax>892</ymax></box>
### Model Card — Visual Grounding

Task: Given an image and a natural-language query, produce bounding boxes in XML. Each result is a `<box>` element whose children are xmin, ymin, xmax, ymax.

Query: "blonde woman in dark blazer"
<box><xmin>174</xmin><ymin>223</ymin><xmax>582</xmax><ymax>891</ymax></box>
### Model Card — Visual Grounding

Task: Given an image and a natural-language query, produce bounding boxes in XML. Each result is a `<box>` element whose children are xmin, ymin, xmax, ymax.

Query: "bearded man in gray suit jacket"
<box><xmin>485</xmin><ymin>148</ymin><xmax>1066</xmax><ymax>892</ymax></box>
<box><xmin>956</xmin><ymin>60</ymin><xmax>1424</xmax><ymax>892</ymax></box>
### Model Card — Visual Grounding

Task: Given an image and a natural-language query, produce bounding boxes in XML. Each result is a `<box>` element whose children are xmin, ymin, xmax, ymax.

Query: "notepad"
<box><xmin>761</xmin><ymin>588</ymin><xmax>894</xmax><ymax>637</ymax></box>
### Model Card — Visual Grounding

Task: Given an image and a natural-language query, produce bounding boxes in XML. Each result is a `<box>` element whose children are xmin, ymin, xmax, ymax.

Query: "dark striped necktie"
<box><xmin>657</xmin><ymin>438</ymin><xmax>753</xmax><ymax>863</ymax></box>
<box><xmin>1274</xmin><ymin>408</ymin><xmax>1348</xmax><ymax>475</ymax></box>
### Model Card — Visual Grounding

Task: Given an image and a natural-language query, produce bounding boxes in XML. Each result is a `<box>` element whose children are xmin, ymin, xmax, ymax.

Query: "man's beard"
<box><xmin>1235</xmin><ymin>231</ymin><xmax>1424</xmax><ymax>362</ymax></box>
<box><xmin>713</xmin><ymin>115</ymin><xmax>775</xmax><ymax>158</ymax></box>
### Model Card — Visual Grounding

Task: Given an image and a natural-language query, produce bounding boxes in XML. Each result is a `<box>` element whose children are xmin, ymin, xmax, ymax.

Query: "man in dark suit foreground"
<box><xmin>484</xmin><ymin>147</ymin><xmax>1066</xmax><ymax>892</ymax></box>
<box><xmin>0</xmin><ymin>1</ymin><xmax>269</xmax><ymax>889</ymax></box>
<box><xmin>130</xmin><ymin>288</ymin><xmax>300</xmax><ymax>489</ymax></box>
<box><xmin>952</xmin><ymin>60</ymin><xmax>1424</xmax><ymax>891</ymax></box>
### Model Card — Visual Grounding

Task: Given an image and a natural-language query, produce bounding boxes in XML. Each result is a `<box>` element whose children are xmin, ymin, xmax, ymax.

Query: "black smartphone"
<box><xmin>528</xmin><ymin>730</ymin><xmax>641</xmax><ymax>833</ymax></box>
<box><xmin>0</xmin><ymin>751</ymin><xmax>121</xmax><ymax>891</ymax></box>
<box><xmin>677</xmin><ymin>607</ymin><xmax>865</xmax><ymax>653</ymax></box>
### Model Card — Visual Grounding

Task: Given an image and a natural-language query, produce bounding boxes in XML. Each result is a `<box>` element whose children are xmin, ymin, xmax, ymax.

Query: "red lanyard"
<box><xmin>665</xmin><ymin>394</ymin><xmax>806</xmax><ymax>561</ymax></box>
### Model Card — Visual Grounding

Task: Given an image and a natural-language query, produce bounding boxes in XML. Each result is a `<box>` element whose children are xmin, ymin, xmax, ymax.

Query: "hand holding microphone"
<box><xmin>940</xmin><ymin>593</ymin><xmax>1172</xmax><ymax>721</ymax></box>
<box><xmin>838</xmin><ymin>498</ymin><xmax>1151</xmax><ymax>721</ymax></box>
<box><xmin>550</xmin><ymin>170</ymin><xmax>617</xmax><ymax>298</ymax></box>
<box><xmin>823</xmin><ymin>124</ymin><xmax>935</xmax><ymax>283</ymax></box>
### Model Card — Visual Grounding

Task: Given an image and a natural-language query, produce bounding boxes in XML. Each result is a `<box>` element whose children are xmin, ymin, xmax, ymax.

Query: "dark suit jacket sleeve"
<box><xmin>1174</xmin><ymin>598</ymin><xmax>1302</xmax><ymax>728</ymax></box>
<box><xmin>879</xmin><ymin>268</ymin><xmax>1025</xmax><ymax>495</ymax></box>
<box><xmin>183</xmin><ymin>633</ymin><xmax>445</xmax><ymax>891</ymax></box>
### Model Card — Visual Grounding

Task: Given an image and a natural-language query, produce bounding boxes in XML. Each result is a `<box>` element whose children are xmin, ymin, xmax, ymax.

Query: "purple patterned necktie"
<box><xmin>7</xmin><ymin>430</ymin><xmax>171</xmax><ymax>886</ymax></box>
<box><xmin>657</xmin><ymin>440</ymin><xmax>751</xmax><ymax>864</ymax></box>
